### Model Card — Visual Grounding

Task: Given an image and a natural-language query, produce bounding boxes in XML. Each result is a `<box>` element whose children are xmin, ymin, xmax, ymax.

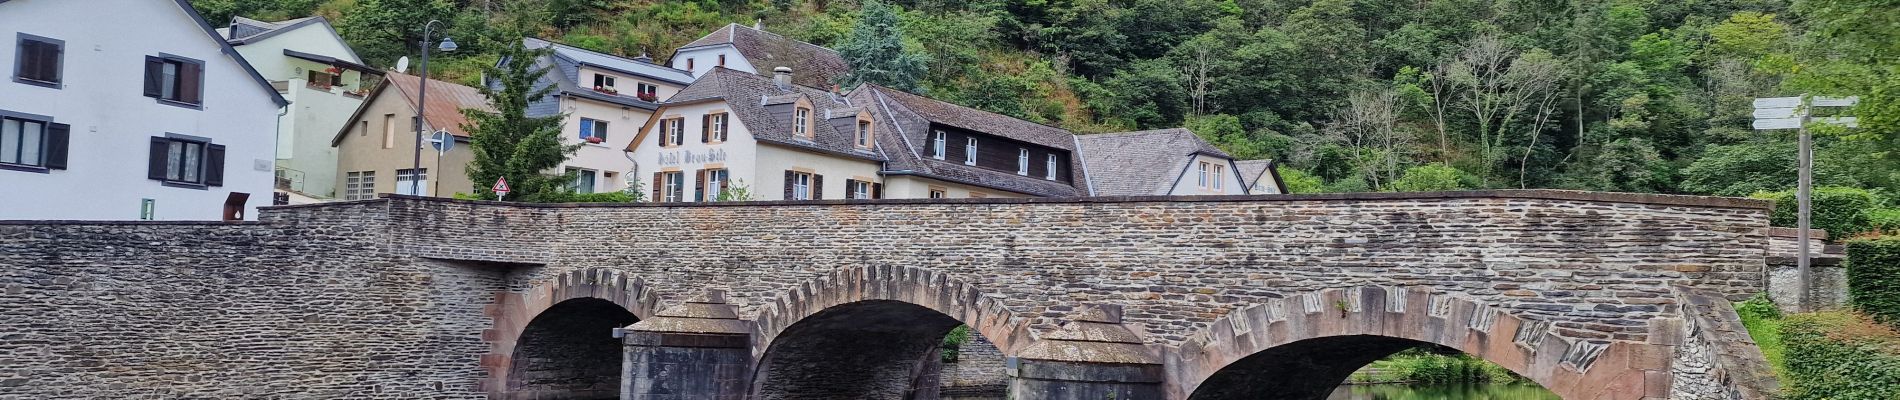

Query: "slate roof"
<box><xmin>1074</xmin><ymin>128</ymin><xmax>1232</xmax><ymax>196</ymax></box>
<box><xmin>1234</xmin><ymin>159</ymin><xmax>1275</xmax><ymax>191</ymax></box>
<box><xmin>648</xmin><ymin>68</ymin><xmax>882</xmax><ymax>162</ymax></box>
<box><xmin>850</xmin><ymin>85</ymin><xmax>1090</xmax><ymax>197</ymax></box>
<box><xmin>521</xmin><ymin>38</ymin><xmax>696</xmax><ymax>111</ymax></box>
<box><xmin>331</xmin><ymin>72</ymin><xmax>492</xmax><ymax>146</ymax></box>
<box><xmin>674</xmin><ymin>23</ymin><xmax>850</xmax><ymax>88</ymax></box>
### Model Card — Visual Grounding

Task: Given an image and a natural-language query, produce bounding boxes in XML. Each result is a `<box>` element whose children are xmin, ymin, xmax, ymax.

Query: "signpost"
<box><xmin>1753</xmin><ymin>95</ymin><xmax>1858</xmax><ymax>311</ymax></box>
<box><xmin>430</xmin><ymin>129</ymin><xmax>454</xmax><ymax>155</ymax></box>
<box><xmin>493</xmin><ymin>177</ymin><xmax>511</xmax><ymax>202</ymax></box>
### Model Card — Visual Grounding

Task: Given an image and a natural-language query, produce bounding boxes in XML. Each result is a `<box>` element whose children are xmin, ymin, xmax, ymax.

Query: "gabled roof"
<box><xmin>330</xmin><ymin>72</ymin><xmax>493</xmax><ymax>146</ymax></box>
<box><xmin>1075</xmin><ymin>128</ymin><xmax>1233</xmax><ymax>196</ymax></box>
<box><xmin>527</xmin><ymin>38</ymin><xmax>693</xmax><ymax>85</ymax></box>
<box><xmin>158</xmin><ymin>0</ymin><xmax>288</xmax><ymax>107</ymax></box>
<box><xmin>1234</xmin><ymin>159</ymin><xmax>1289</xmax><ymax>194</ymax></box>
<box><xmin>849</xmin><ymin>85</ymin><xmax>1091</xmax><ymax>198</ymax></box>
<box><xmin>673</xmin><ymin>23</ymin><xmax>850</xmax><ymax>88</ymax></box>
<box><xmin>218</xmin><ymin>16</ymin><xmax>365</xmax><ymax>65</ymax></box>
<box><xmin>636</xmin><ymin>67</ymin><xmax>882</xmax><ymax>162</ymax></box>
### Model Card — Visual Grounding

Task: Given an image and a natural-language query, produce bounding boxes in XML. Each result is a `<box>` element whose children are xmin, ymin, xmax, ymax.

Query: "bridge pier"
<box><xmin>620</xmin><ymin>291</ymin><xmax>751</xmax><ymax>400</ymax></box>
<box><xmin>1008</xmin><ymin>305</ymin><xmax>1166</xmax><ymax>400</ymax></box>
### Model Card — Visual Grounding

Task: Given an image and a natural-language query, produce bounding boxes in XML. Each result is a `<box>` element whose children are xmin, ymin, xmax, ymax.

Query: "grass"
<box><xmin>1736</xmin><ymin>294</ymin><xmax>1789</xmax><ymax>378</ymax></box>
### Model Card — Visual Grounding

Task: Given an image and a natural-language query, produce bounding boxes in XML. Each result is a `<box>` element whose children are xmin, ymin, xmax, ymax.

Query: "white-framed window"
<box><xmin>848</xmin><ymin>180</ymin><xmax>876</xmax><ymax>199</ymax></box>
<box><xmin>1</xmin><ymin>116</ymin><xmax>48</xmax><ymax>168</ymax></box>
<box><xmin>1045</xmin><ymin>154</ymin><xmax>1058</xmax><ymax>180</ymax></box>
<box><xmin>1212</xmin><ymin>164</ymin><xmax>1225</xmax><ymax>190</ymax></box>
<box><xmin>593</xmin><ymin>74</ymin><xmax>615</xmax><ymax>90</ymax></box>
<box><xmin>790</xmin><ymin>171</ymin><xmax>813</xmax><ymax>200</ymax></box>
<box><xmin>856</xmin><ymin>120</ymin><xmax>873</xmax><ymax>148</ymax></box>
<box><xmin>703</xmin><ymin>169</ymin><xmax>728</xmax><ymax>201</ymax></box>
<box><xmin>932</xmin><ymin>130</ymin><xmax>946</xmax><ymax>160</ymax></box>
<box><xmin>396</xmin><ymin>168</ymin><xmax>429</xmax><ymax>196</ymax></box>
<box><xmin>144</xmin><ymin>55</ymin><xmax>204</xmax><ymax>106</ymax></box>
<box><xmin>1017</xmin><ymin>148</ymin><xmax>1029</xmax><ymax>175</ymax></box>
<box><xmin>344</xmin><ymin>171</ymin><xmax>375</xmax><ymax>200</ymax></box>
<box><xmin>929</xmin><ymin>187</ymin><xmax>946</xmax><ymax>198</ymax></box>
<box><xmin>637</xmin><ymin>83</ymin><xmax>658</xmax><ymax>98</ymax></box>
<box><xmin>708</xmin><ymin>113</ymin><xmax>728</xmax><ymax>142</ymax></box>
<box><xmin>579</xmin><ymin>118</ymin><xmax>608</xmax><ymax>142</ymax></box>
<box><xmin>662</xmin><ymin>171</ymin><xmax>684</xmax><ymax>202</ymax></box>
<box><xmin>149</xmin><ymin>135</ymin><xmax>222</xmax><ymax>187</ymax></box>
<box><xmin>1198</xmin><ymin>161</ymin><xmax>1210</xmax><ymax>188</ymax></box>
<box><xmin>965</xmin><ymin>138</ymin><xmax>977</xmax><ymax>165</ymax></box>
<box><xmin>568</xmin><ymin>167</ymin><xmax>597</xmax><ymax>194</ymax></box>
<box><xmin>662</xmin><ymin>118</ymin><xmax>684</xmax><ymax>146</ymax></box>
<box><xmin>794</xmin><ymin>107</ymin><xmax>811</xmax><ymax>138</ymax></box>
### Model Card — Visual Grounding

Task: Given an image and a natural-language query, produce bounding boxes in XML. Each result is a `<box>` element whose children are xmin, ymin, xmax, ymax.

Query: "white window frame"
<box><xmin>344</xmin><ymin>171</ymin><xmax>376</xmax><ymax>200</ymax></box>
<box><xmin>794</xmin><ymin>107</ymin><xmax>811</xmax><ymax>138</ymax></box>
<box><xmin>965</xmin><ymin>138</ymin><xmax>977</xmax><ymax>166</ymax></box>
<box><xmin>0</xmin><ymin>116</ymin><xmax>47</xmax><ymax>167</ymax></box>
<box><xmin>705</xmin><ymin>169</ymin><xmax>727</xmax><ymax>201</ymax></box>
<box><xmin>1045</xmin><ymin>154</ymin><xmax>1058</xmax><ymax>180</ymax></box>
<box><xmin>637</xmin><ymin>83</ymin><xmax>658</xmax><ymax>97</ymax></box>
<box><xmin>1212</xmin><ymin>164</ymin><xmax>1225</xmax><ymax>190</ymax></box>
<box><xmin>792</xmin><ymin>172</ymin><xmax>812</xmax><ymax>200</ymax></box>
<box><xmin>663</xmin><ymin>171</ymin><xmax>684</xmax><ymax>202</ymax></box>
<box><xmin>929</xmin><ymin>187</ymin><xmax>946</xmax><ymax>198</ymax></box>
<box><xmin>932</xmin><ymin>130</ymin><xmax>946</xmax><ymax>160</ymax></box>
<box><xmin>594</xmin><ymin>74</ymin><xmax>615</xmax><ymax>89</ymax></box>
<box><xmin>856</xmin><ymin>120</ymin><xmax>873</xmax><ymax>148</ymax></box>
<box><xmin>162</xmin><ymin>139</ymin><xmax>207</xmax><ymax>184</ymax></box>
<box><xmin>709</xmin><ymin>113</ymin><xmax>727</xmax><ymax>142</ymax></box>
<box><xmin>664</xmin><ymin>118</ymin><xmax>684</xmax><ymax>146</ymax></box>
<box><xmin>1017</xmin><ymin>148</ymin><xmax>1029</xmax><ymax>175</ymax></box>
<box><xmin>580</xmin><ymin>118</ymin><xmax>608</xmax><ymax>141</ymax></box>
<box><xmin>851</xmin><ymin>180</ymin><xmax>871</xmax><ymax>199</ymax></box>
<box><xmin>1198</xmin><ymin>161</ymin><xmax>1210</xmax><ymax>188</ymax></box>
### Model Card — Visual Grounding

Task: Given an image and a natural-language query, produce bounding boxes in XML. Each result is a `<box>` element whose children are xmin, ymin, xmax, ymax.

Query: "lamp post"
<box><xmin>410</xmin><ymin>20</ymin><xmax>457</xmax><ymax>196</ymax></box>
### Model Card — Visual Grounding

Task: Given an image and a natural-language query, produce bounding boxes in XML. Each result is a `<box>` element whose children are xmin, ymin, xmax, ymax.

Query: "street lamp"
<box><xmin>410</xmin><ymin>20</ymin><xmax>456</xmax><ymax>196</ymax></box>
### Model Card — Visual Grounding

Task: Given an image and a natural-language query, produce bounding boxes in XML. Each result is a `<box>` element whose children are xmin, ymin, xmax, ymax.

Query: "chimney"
<box><xmin>754</xmin><ymin>19</ymin><xmax>764</xmax><ymax>31</ymax></box>
<box><xmin>773</xmin><ymin>66</ymin><xmax>793</xmax><ymax>88</ymax></box>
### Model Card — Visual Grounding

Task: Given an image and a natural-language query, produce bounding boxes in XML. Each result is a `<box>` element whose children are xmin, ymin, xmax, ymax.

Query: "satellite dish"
<box><xmin>430</xmin><ymin>130</ymin><xmax>454</xmax><ymax>155</ymax></box>
<box><xmin>395</xmin><ymin>56</ymin><xmax>411</xmax><ymax>74</ymax></box>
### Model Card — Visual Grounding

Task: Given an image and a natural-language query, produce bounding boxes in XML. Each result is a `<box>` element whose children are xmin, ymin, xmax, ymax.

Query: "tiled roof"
<box><xmin>675</xmin><ymin>23</ymin><xmax>850</xmax><ymax>88</ymax></box>
<box><xmin>1234</xmin><ymin>159</ymin><xmax>1274</xmax><ymax>191</ymax></box>
<box><xmin>1075</xmin><ymin>128</ymin><xmax>1231</xmax><ymax>196</ymax></box>
<box><xmin>384</xmin><ymin>73</ymin><xmax>494</xmax><ymax>137</ymax></box>
<box><xmin>851</xmin><ymin>86</ymin><xmax>1090</xmax><ymax>197</ymax></box>
<box><xmin>654</xmin><ymin>68</ymin><xmax>881</xmax><ymax>162</ymax></box>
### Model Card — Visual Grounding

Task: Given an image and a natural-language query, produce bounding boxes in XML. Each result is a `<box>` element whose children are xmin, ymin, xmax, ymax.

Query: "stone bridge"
<box><xmin>0</xmin><ymin>191</ymin><xmax>1778</xmax><ymax>399</ymax></box>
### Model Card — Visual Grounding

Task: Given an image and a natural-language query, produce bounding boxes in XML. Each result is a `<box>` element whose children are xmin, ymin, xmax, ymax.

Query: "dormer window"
<box><xmin>1212</xmin><ymin>164</ymin><xmax>1225</xmax><ymax>190</ymax></box>
<box><xmin>718</xmin><ymin>54</ymin><xmax>727</xmax><ymax>67</ymax></box>
<box><xmin>794</xmin><ymin>107</ymin><xmax>812</xmax><ymax>138</ymax></box>
<box><xmin>593</xmin><ymin>74</ymin><xmax>615</xmax><ymax>90</ymax></box>
<box><xmin>1046</xmin><ymin>154</ymin><xmax>1057</xmax><ymax>180</ymax></box>
<box><xmin>1017</xmin><ymin>148</ymin><xmax>1029</xmax><ymax>175</ymax></box>
<box><xmin>964</xmin><ymin>138</ymin><xmax>977</xmax><ymax>166</ymax></box>
<box><xmin>855</xmin><ymin>120</ymin><xmax>873</xmax><ymax>149</ymax></box>
<box><xmin>1198</xmin><ymin>161</ymin><xmax>1210</xmax><ymax>188</ymax></box>
<box><xmin>637</xmin><ymin>83</ymin><xmax>658</xmax><ymax>99</ymax></box>
<box><xmin>932</xmin><ymin>131</ymin><xmax>946</xmax><ymax>160</ymax></box>
<box><xmin>686</xmin><ymin>58</ymin><xmax>695</xmax><ymax>71</ymax></box>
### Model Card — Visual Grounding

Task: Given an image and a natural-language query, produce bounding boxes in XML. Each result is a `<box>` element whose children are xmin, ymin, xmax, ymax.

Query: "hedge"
<box><xmin>1848</xmin><ymin>237</ymin><xmax>1900</xmax><ymax>326</ymax></box>
<box><xmin>1871</xmin><ymin>208</ymin><xmax>1900</xmax><ymax>235</ymax></box>
<box><xmin>1751</xmin><ymin>187</ymin><xmax>1879</xmax><ymax>241</ymax></box>
<box><xmin>1780</xmin><ymin>311</ymin><xmax>1900</xmax><ymax>399</ymax></box>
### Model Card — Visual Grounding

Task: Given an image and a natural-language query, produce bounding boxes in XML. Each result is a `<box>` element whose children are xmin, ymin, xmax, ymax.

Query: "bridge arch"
<box><xmin>747</xmin><ymin>265</ymin><xmax>1034</xmax><ymax>399</ymax></box>
<box><xmin>483</xmin><ymin>268</ymin><xmax>659</xmax><ymax>399</ymax></box>
<box><xmin>1173</xmin><ymin>286</ymin><xmax>1654</xmax><ymax>400</ymax></box>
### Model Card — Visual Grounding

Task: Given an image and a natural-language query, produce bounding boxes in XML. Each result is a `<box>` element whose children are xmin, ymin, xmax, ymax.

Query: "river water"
<box><xmin>1327</xmin><ymin>382</ymin><xmax>1561</xmax><ymax>399</ymax></box>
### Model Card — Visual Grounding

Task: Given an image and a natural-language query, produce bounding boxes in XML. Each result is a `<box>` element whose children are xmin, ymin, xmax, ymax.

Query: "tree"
<box><xmin>335</xmin><ymin>0</ymin><xmax>457</xmax><ymax>66</ymax></box>
<box><xmin>836</xmin><ymin>0</ymin><xmax>929</xmax><ymax>91</ymax></box>
<box><xmin>1390</xmin><ymin>164</ymin><xmax>1474</xmax><ymax>192</ymax></box>
<box><xmin>462</xmin><ymin>26</ymin><xmax>577</xmax><ymax>202</ymax></box>
<box><xmin>1329</xmin><ymin>89</ymin><xmax>1407</xmax><ymax>189</ymax></box>
<box><xmin>1437</xmin><ymin>35</ymin><xmax>1568</xmax><ymax>187</ymax></box>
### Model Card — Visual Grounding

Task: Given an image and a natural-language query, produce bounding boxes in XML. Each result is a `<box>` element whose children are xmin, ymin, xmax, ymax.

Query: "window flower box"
<box><xmin>593</xmin><ymin>86</ymin><xmax>618</xmax><ymax>95</ymax></box>
<box><xmin>585</xmin><ymin>136</ymin><xmax>605</xmax><ymax>144</ymax></box>
<box><xmin>637</xmin><ymin>92</ymin><xmax>658</xmax><ymax>102</ymax></box>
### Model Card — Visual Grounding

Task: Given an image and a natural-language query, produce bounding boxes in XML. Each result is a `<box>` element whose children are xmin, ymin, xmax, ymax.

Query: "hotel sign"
<box><xmin>658</xmin><ymin>149</ymin><xmax>729</xmax><ymax>166</ymax></box>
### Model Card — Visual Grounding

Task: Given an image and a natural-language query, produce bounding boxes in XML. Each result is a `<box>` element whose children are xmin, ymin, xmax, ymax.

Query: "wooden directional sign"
<box><xmin>1753</xmin><ymin>95</ymin><xmax>1860</xmax><ymax>130</ymax></box>
<box><xmin>1812</xmin><ymin>96</ymin><xmax>1859</xmax><ymax>107</ymax></box>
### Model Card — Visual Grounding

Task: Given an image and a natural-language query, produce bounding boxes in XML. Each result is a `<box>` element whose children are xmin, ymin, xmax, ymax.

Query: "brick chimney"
<box><xmin>773</xmin><ymin>66</ymin><xmax>793</xmax><ymax>88</ymax></box>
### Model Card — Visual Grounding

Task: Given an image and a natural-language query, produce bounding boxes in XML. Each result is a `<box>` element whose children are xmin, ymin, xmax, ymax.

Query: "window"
<box><xmin>661</xmin><ymin>118</ymin><xmax>684</xmax><ymax>146</ymax></box>
<box><xmin>344</xmin><ymin>171</ymin><xmax>376</xmax><ymax>200</ymax></box>
<box><xmin>855</xmin><ymin>120</ymin><xmax>873</xmax><ymax>148</ymax></box>
<box><xmin>1046</xmin><ymin>154</ymin><xmax>1058</xmax><ymax>180</ymax></box>
<box><xmin>382</xmin><ymin>114</ymin><xmax>397</xmax><ymax>149</ymax></box>
<box><xmin>579</xmin><ymin>118</ymin><xmax>608</xmax><ymax>142</ymax></box>
<box><xmin>1</xmin><ymin>115</ymin><xmax>68</xmax><ymax>170</ymax></box>
<box><xmin>568</xmin><ymin>168</ymin><xmax>597</xmax><ymax>194</ymax></box>
<box><xmin>1198</xmin><ymin>161</ymin><xmax>1210</xmax><ymax>188</ymax></box>
<box><xmin>718</xmin><ymin>54</ymin><xmax>726</xmax><ymax>67</ymax></box>
<box><xmin>593</xmin><ymin>74</ymin><xmax>615</xmax><ymax>89</ymax></box>
<box><xmin>357</xmin><ymin>120</ymin><xmax>368</xmax><ymax>137</ymax></box>
<box><xmin>14</xmin><ymin>34</ymin><xmax>63</xmax><ymax>87</ymax></box>
<box><xmin>700</xmin><ymin>169</ymin><xmax>729</xmax><ymax>201</ymax></box>
<box><xmin>686</xmin><ymin>58</ymin><xmax>695</xmax><ymax>71</ymax></box>
<box><xmin>143</xmin><ymin>55</ymin><xmax>203</xmax><ymax>106</ymax></box>
<box><xmin>928</xmin><ymin>187</ymin><xmax>946</xmax><ymax>199</ymax></box>
<box><xmin>847</xmin><ymin>179</ymin><xmax>877</xmax><ymax>199</ymax></box>
<box><xmin>396</xmin><ymin>168</ymin><xmax>429</xmax><ymax>196</ymax></box>
<box><xmin>931</xmin><ymin>130</ymin><xmax>946</xmax><ymax>160</ymax></box>
<box><xmin>704</xmin><ymin>113</ymin><xmax>728</xmax><ymax>142</ymax></box>
<box><xmin>793</xmin><ymin>107</ymin><xmax>811</xmax><ymax>138</ymax></box>
<box><xmin>1212</xmin><ymin>164</ymin><xmax>1225</xmax><ymax>190</ymax></box>
<box><xmin>660</xmin><ymin>171</ymin><xmax>684</xmax><ymax>202</ymax></box>
<box><xmin>787</xmin><ymin>171</ymin><xmax>814</xmax><ymax>200</ymax></box>
<box><xmin>147</xmin><ymin>135</ymin><xmax>223</xmax><ymax>187</ymax></box>
<box><xmin>964</xmin><ymin>138</ymin><xmax>977</xmax><ymax>165</ymax></box>
<box><xmin>637</xmin><ymin>83</ymin><xmax>658</xmax><ymax>98</ymax></box>
<box><xmin>307</xmin><ymin>69</ymin><xmax>338</xmax><ymax>89</ymax></box>
<box><xmin>1017</xmin><ymin>148</ymin><xmax>1030</xmax><ymax>175</ymax></box>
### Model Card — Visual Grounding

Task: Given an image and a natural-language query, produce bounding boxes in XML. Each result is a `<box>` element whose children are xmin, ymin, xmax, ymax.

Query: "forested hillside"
<box><xmin>191</xmin><ymin>0</ymin><xmax>1899</xmax><ymax>207</ymax></box>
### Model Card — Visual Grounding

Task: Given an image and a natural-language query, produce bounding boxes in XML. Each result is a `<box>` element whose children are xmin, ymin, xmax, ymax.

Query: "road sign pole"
<box><xmin>1797</xmin><ymin>103</ymin><xmax>1812</xmax><ymax>312</ymax></box>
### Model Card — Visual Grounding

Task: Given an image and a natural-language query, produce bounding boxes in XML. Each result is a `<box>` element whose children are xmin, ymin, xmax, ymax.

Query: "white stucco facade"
<box><xmin>628</xmin><ymin>100</ymin><xmax>888</xmax><ymax>202</ymax></box>
<box><xmin>557</xmin><ymin>96</ymin><xmax>652</xmax><ymax>194</ymax></box>
<box><xmin>670</xmin><ymin>45</ymin><xmax>754</xmax><ymax>80</ymax></box>
<box><xmin>0</xmin><ymin>0</ymin><xmax>282</xmax><ymax>220</ymax></box>
<box><xmin>223</xmin><ymin>18</ymin><xmax>368</xmax><ymax>198</ymax></box>
<box><xmin>882</xmin><ymin>175</ymin><xmax>1029</xmax><ymax>199</ymax></box>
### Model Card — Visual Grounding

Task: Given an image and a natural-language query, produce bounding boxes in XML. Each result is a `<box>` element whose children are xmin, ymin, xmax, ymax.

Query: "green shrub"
<box><xmin>1870</xmin><ymin>209</ymin><xmax>1900</xmax><ymax>235</ymax></box>
<box><xmin>1780</xmin><ymin>311</ymin><xmax>1900</xmax><ymax>399</ymax></box>
<box><xmin>1277</xmin><ymin>166</ymin><xmax>1325</xmax><ymax>194</ymax></box>
<box><xmin>1847</xmin><ymin>237</ymin><xmax>1900</xmax><ymax>326</ymax></box>
<box><xmin>940</xmin><ymin>325</ymin><xmax>971</xmax><ymax>362</ymax></box>
<box><xmin>1736</xmin><ymin>294</ymin><xmax>1787</xmax><ymax>377</ymax></box>
<box><xmin>1370</xmin><ymin>349</ymin><xmax>1520</xmax><ymax>384</ymax></box>
<box><xmin>1389</xmin><ymin>164</ymin><xmax>1476</xmax><ymax>192</ymax></box>
<box><xmin>1751</xmin><ymin>186</ymin><xmax>1879</xmax><ymax>240</ymax></box>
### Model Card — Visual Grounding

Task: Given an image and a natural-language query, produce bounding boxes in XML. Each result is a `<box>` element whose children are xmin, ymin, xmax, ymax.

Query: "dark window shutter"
<box><xmin>844</xmin><ymin>179</ymin><xmax>858</xmax><ymax>199</ymax></box>
<box><xmin>44</xmin><ymin>123</ymin><xmax>70</xmax><ymax>170</ymax></box>
<box><xmin>651</xmin><ymin>172</ymin><xmax>663</xmax><ymax>202</ymax></box>
<box><xmin>179</xmin><ymin>61</ymin><xmax>202</xmax><ymax>104</ymax></box>
<box><xmin>142</xmin><ymin>57</ymin><xmax>163</xmax><ymax>98</ymax></box>
<box><xmin>700</xmin><ymin>115</ymin><xmax>710</xmax><ymax>143</ymax></box>
<box><xmin>204</xmin><ymin>144</ymin><xmax>226</xmax><ymax>187</ymax></box>
<box><xmin>694</xmin><ymin>169</ymin><xmax>706</xmax><ymax>202</ymax></box>
<box><xmin>147</xmin><ymin>137</ymin><xmax>169</xmax><ymax>180</ymax></box>
<box><xmin>872</xmin><ymin>183</ymin><xmax>882</xmax><ymax>199</ymax></box>
<box><xmin>783</xmin><ymin>170</ymin><xmax>795</xmax><ymax>200</ymax></box>
<box><xmin>812</xmin><ymin>174</ymin><xmax>823</xmax><ymax>200</ymax></box>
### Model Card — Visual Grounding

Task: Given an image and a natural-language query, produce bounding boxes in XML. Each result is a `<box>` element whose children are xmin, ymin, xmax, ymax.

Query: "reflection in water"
<box><xmin>1327</xmin><ymin>383</ymin><xmax>1561</xmax><ymax>400</ymax></box>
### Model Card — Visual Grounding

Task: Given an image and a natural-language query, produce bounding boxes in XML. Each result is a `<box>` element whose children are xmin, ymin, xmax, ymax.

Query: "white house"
<box><xmin>512</xmin><ymin>38</ymin><xmax>695</xmax><ymax>194</ymax></box>
<box><xmin>218</xmin><ymin>16</ymin><xmax>377</xmax><ymax>201</ymax></box>
<box><xmin>670</xmin><ymin>23</ymin><xmax>849</xmax><ymax>89</ymax></box>
<box><xmin>0</xmin><ymin>0</ymin><xmax>286</xmax><ymax>220</ymax></box>
<box><xmin>1076</xmin><ymin>128</ymin><xmax>1285</xmax><ymax>196</ymax></box>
